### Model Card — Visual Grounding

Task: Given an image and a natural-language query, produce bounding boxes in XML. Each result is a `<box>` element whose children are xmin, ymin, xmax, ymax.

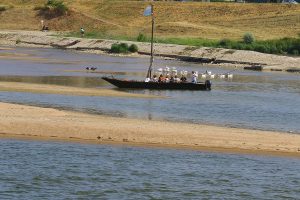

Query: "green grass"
<box><xmin>157</xmin><ymin>37</ymin><xmax>220</xmax><ymax>47</ymax></box>
<box><xmin>63</xmin><ymin>32</ymin><xmax>300</xmax><ymax>56</ymax></box>
<box><xmin>218</xmin><ymin>38</ymin><xmax>300</xmax><ymax>55</ymax></box>
<box><xmin>64</xmin><ymin>31</ymin><xmax>136</xmax><ymax>41</ymax></box>
<box><xmin>158</xmin><ymin>37</ymin><xmax>300</xmax><ymax>56</ymax></box>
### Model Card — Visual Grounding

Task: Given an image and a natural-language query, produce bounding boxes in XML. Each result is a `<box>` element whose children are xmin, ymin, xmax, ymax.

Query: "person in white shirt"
<box><xmin>165</xmin><ymin>75</ymin><xmax>170</xmax><ymax>83</ymax></box>
<box><xmin>191</xmin><ymin>71</ymin><xmax>198</xmax><ymax>84</ymax></box>
<box><xmin>80</xmin><ymin>27</ymin><xmax>85</xmax><ymax>37</ymax></box>
<box><xmin>174</xmin><ymin>75</ymin><xmax>180</xmax><ymax>83</ymax></box>
<box><xmin>151</xmin><ymin>75</ymin><xmax>158</xmax><ymax>82</ymax></box>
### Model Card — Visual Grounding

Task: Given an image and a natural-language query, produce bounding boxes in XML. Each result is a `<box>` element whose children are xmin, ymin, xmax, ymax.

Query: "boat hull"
<box><xmin>102</xmin><ymin>77</ymin><xmax>211</xmax><ymax>91</ymax></box>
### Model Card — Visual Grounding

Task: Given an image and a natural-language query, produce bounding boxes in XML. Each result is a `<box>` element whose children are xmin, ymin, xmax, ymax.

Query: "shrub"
<box><xmin>110</xmin><ymin>43</ymin><xmax>129</xmax><ymax>53</ymax></box>
<box><xmin>269</xmin><ymin>46</ymin><xmax>279</xmax><ymax>54</ymax></box>
<box><xmin>36</xmin><ymin>0</ymin><xmax>68</xmax><ymax>18</ymax></box>
<box><xmin>137</xmin><ymin>33</ymin><xmax>147</xmax><ymax>42</ymax></box>
<box><xmin>234</xmin><ymin>43</ymin><xmax>244</xmax><ymax>50</ymax></box>
<box><xmin>0</xmin><ymin>5</ymin><xmax>7</xmax><ymax>12</ymax></box>
<box><xmin>254</xmin><ymin>45</ymin><xmax>267</xmax><ymax>53</ymax></box>
<box><xmin>53</xmin><ymin>1</ymin><xmax>68</xmax><ymax>15</ymax></box>
<box><xmin>291</xmin><ymin>49</ymin><xmax>299</xmax><ymax>55</ymax></box>
<box><xmin>243</xmin><ymin>33</ymin><xmax>255</xmax><ymax>44</ymax></box>
<box><xmin>119</xmin><ymin>43</ymin><xmax>129</xmax><ymax>52</ymax></box>
<box><xmin>218</xmin><ymin>38</ymin><xmax>231</xmax><ymax>47</ymax></box>
<box><xmin>244</xmin><ymin>45</ymin><xmax>254</xmax><ymax>51</ymax></box>
<box><xmin>16</xmin><ymin>38</ymin><xmax>21</xmax><ymax>44</ymax></box>
<box><xmin>128</xmin><ymin>44</ymin><xmax>138</xmax><ymax>53</ymax></box>
<box><xmin>275</xmin><ymin>44</ymin><xmax>283</xmax><ymax>53</ymax></box>
<box><xmin>111</xmin><ymin>43</ymin><xmax>138</xmax><ymax>53</ymax></box>
<box><xmin>110</xmin><ymin>43</ymin><xmax>120</xmax><ymax>53</ymax></box>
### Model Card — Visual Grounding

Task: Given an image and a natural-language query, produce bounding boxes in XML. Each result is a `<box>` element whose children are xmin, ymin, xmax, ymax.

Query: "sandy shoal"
<box><xmin>0</xmin><ymin>82</ymin><xmax>159</xmax><ymax>98</ymax></box>
<box><xmin>1</xmin><ymin>102</ymin><xmax>300</xmax><ymax>157</ymax></box>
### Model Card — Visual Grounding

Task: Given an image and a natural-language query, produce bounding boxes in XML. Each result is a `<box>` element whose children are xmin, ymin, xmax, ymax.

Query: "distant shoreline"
<box><xmin>1</xmin><ymin>102</ymin><xmax>300</xmax><ymax>158</ymax></box>
<box><xmin>1</xmin><ymin>30</ymin><xmax>300</xmax><ymax>73</ymax></box>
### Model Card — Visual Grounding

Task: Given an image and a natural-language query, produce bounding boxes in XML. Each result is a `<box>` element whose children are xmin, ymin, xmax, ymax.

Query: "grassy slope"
<box><xmin>0</xmin><ymin>0</ymin><xmax>300</xmax><ymax>41</ymax></box>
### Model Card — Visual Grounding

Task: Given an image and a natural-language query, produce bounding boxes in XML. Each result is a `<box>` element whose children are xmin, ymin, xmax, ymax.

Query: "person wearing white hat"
<box><xmin>191</xmin><ymin>71</ymin><xmax>198</xmax><ymax>84</ymax></box>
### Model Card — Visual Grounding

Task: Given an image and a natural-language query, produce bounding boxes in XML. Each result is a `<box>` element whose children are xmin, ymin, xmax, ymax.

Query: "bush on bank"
<box><xmin>243</xmin><ymin>33</ymin><xmax>255</xmax><ymax>44</ymax></box>
<box><xmin>0</xmin><ymin>4</ymin><xmax>13</xmax><ymax>12</ymax></box>
<box><xmin>110</xmin><ymin>43</ymin><xmax>138</xmax><ymax>53</ymax></box>
<box><xmin>0</xmin><ymin>5</ymin><xmax>7</xmax><ymax>12</ymax></box>
<box><xmin>137</xmin><ymin>33</ymin><xmax>147</xmax><ymax>42</ymax></box>
<box><xmin>35</xmin><ymin>0</ymin><xmax>68</xmax><ymax>18</ymax></box>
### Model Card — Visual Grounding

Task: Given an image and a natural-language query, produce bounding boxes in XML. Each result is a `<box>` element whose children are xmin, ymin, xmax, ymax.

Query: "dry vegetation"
<box><xmin>0</xmin><ymin>0</ymin><xmax>299</xmax><ymax>40</ymax></box>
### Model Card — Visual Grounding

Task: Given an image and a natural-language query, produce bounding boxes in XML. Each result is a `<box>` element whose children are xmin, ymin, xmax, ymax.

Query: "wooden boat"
<box><xmin>102</xmin><ymin>77</ymin><xmax>211</xmax><ymax>90</ymax></box>
<box><xmin>102</xmin><ymin>5</ymin><xmax>211</xmax><ymax>91</ymax></box>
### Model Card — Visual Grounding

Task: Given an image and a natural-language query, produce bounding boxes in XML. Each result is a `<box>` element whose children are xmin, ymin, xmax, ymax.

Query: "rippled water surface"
<box><xmin>0</xmin><ymin>47</ymin><xmax>299</xmax><ymax>132</ymax></box>
<box><xmin>0</xmin><ymin>139</ymin><xmax>300</xmax><ymax>199</ymax></box>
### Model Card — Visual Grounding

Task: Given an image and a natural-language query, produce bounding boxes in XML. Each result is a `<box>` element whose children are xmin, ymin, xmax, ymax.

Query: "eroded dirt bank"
<box><xmin>1</xmin><ymin>30</ymin><xmax>299</xmax><ymax>72</ymax></box>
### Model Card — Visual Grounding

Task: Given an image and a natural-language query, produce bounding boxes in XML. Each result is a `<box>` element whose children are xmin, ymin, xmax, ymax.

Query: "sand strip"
<box><xmin>0</xmin><ymin>102</ymin><xmax>299</xmax><ymax>157</ymax></box>
<box><xmin>0</xmin><ymin>82</ymin><xmax>159</xmax><ymax>98</ymax></box>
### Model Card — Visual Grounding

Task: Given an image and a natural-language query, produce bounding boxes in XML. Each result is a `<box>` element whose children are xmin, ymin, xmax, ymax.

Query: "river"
<box><xmin>0</xmin><ymin>47</ymin><xmax>299</xmax><ymax>133</ymax></box>
<box><xmin>1</xmin><ymin>47</ymin><xmax>300</xmax><ymax>199</ymax></box>
<box><xmin>0</xmin><ymin>139</ymin><xmax>300</xmax><ymax>199</ymax></box>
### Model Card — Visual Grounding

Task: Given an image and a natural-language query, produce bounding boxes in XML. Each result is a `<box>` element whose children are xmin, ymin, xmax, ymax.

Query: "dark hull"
<box><xmin>102</xmin><ymin>77</ymin><xmax>211</xmax><ymax>91</ymax></box>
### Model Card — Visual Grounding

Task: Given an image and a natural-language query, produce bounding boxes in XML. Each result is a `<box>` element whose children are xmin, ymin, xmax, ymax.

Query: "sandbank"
<box><xmin>0</xmin><ymin>81</ymin><xmax>159</xmax><ymax>98</ymax></box>
<box><xmin>1</xmin><ymin>102</ymin><xmax>299</xmax><ymax>158</ymax></box>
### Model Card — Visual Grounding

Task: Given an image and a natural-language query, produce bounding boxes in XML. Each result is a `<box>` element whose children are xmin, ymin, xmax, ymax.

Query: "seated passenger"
<box><xmin>158</xmin><ymin>74</ymin><xmax>165</xmax><ymax>83</ymax></box>
<box><xmin>180</xmin><ymin>76</ymin><xmax>187</xmax><ymax>82</ymax></box>
<box><xmin>170</xmin><ymin>76</ymin><xmax>175</xmax><ymax>83</ymax></box>
<box><xmin>165</xmin><ymin>75</ymin><xmax>170</xmax><ymax>83</ymax></box>
<box><xmin>174</xmin><ymin>75</ymin><xmax>180</xmax><ymax>83</ymax></box>
<box><xmin>151</xmin><ymin>75</ymin><xmax>158</xmax><ymax>82</ymax></box>
<box><xmin>145</xmin><ymin>77</ymin><xmax>150</xmax><ymax>82</ymax></box>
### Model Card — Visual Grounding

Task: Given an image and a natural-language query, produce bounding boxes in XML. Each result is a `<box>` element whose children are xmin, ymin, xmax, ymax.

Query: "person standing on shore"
<box><xmin>80</xmin><ymin>27</ymin><xmax>85</xmax><ymax>37</ymax></box>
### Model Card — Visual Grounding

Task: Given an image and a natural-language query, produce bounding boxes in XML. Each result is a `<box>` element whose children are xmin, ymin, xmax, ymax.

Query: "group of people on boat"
<box><xmin>145</xmin><ymin>70</ymin><xmax>198</xmax><ymax>84</ymax></box>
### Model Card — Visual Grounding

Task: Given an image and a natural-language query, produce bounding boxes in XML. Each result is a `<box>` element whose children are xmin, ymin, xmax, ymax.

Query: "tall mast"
<box><xmin>146</xmin><ymin>4</ymin><xmax>154</xmax><ymax>79</ymax></box>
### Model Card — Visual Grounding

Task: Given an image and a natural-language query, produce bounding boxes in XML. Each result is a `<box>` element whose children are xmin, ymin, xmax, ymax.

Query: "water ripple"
<box><xmin>1</xmin><ymin>140</ymin><xmax>300</xmax><ymax>199</ymax></box>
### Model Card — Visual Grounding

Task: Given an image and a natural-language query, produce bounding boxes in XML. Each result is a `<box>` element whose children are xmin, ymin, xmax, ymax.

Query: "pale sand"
<box><xmin>0</xmin><ymin>47</ymin><xmax>13</xmax><ymax>50</ymax></box>
<box><xmin>0</xmin><ymin>102</ymin><xmax>300</xmax><ymax>157</ymax></box>
<box><xmin>0</xmin><ymin>82</ymin><xmax>159</xmax><ymax>98</ymax></box>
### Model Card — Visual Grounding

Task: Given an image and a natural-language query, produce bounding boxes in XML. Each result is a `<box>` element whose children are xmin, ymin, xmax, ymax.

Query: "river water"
<box><xmin>0</xmin><ymin>139</ymin><xmax>300</xmax><ymax>199</ymax></box>
<box><xmin>1</xmin><ymin>47</ymin><xmax>300</xmax><ymax>199</ymax></box>
<box><xmin>0</xmin><ymin>47</ymin><xmax>299</xmax><ymax>133</ymax></box>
